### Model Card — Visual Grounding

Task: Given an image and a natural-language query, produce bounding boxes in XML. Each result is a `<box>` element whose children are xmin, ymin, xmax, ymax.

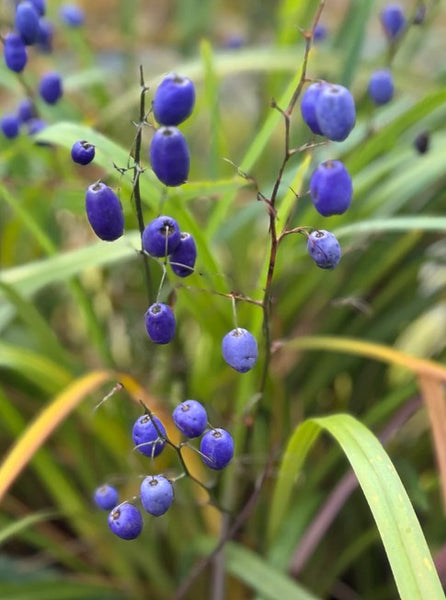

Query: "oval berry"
<box><xmin>153</xmin><ymin>73</ymin><xmax>195</xmax><ymax>126</ymax></box>
<box><xmin>142</xmin><ymin>215</ymin><xmax>181</xmax><ymax>257</ymax></box>
<box><xmin>380</xmin><ymin>3</ymin><xmax>406</xmax><ymax>39</ymax></box>
<box><xmin>222</xmin><ymin>328</ymin><xmax>258</xmax><ymax>373</ymax></box>
<box><xmin>140</xmin><ymin>476</ymin><xmax>174</xmax><ymax>516</ymax></box>
<box><xmin>132</xmin><ymin>414</ymin><xmax>166</xmax><ymax>458</ymax></box>
<box><xmin>29</xmin><ymin>0</ymin><xmax>46</xmax><ymax>16</ymax></box>
<box><xmin>1</xmin><ymin>114</ymin><xmax>20</xmax><ymax>139</ymax></box>
<box><xmin>71</xmin><ymin>140</ymin><xmax>95</xmax><ymax>165</ymax></box>
<box><xmin>301</xmin><ymin>82</ymin><xmax>326</xmax><ymax>136</ymax></box>
<box><xmin>17</xmin><ymin>98</ymin><xmax>36</xmax><ymax>123</ymax></box>
<box><xmin>59</xmin><ymin>3</ymin><xmax>85</xmax><ymax>27</ymax></box>
<box><xmin>368</xmin><ymin>69</ymin><xmax>394</xmax><ymax>105</ymax></box>
<box><xmin>310</xmin><ymin>160</ymin><xmax>353</xmax><ymax>216</ymax></box>
<box><xmin>315</xmin><ymin>84</ymin><xmax>356</xmax><ymax>142</ymax></box>
<box><xmin>36</xmin><ymin>17</ymin><xmax>53</xmax><ymax>53</ymax></box>
<box><xmin>15</xmin><ymin>1</ymin><xmax>40</xmax><ymax>45</ymax></box>
<box><xmin>173</xmin><ymin>400</ymin><xmax>207</xmax><ymax>438</ymax></box>
<box><xmin>85</xmin><ymin>182</ymin><xmax>124</xmax><ymax>241</ymax></box>
<box><xmin>39</xmin><ymin>71</ymin><xmax>63</xmax><ymax>104</ymax></box>
<box><xmin>108</xmin><ymin>503</ymin><xmax>143</xmax><ymax>540</ymax></box>
<box><xmin>145</xmin><ymin>303</ymin><xmax>176</xmax><ymax>344</ymax></box>
<box><xmin>169</xmin><ymin>232</ymin><xmax>197</xmax><ymax>277</ymax></box>
<box><xmin>93</xmin><ymin>484</ymin><xmax>119</xmax><ymax>510</ymax></box>
<box><xmin>307</xmin><ymin>230</ymin><xmax>341</xmax><ymax>270</ymax></box>
<box><xmin>4</xmin><ymin>33</ymin><xmax>28</xmax><ymax>73</ymax></box>
<box><xmin>200</xmin><ymin>428</ymin><xmax>234</xmax><ymax>470</ymax></box>
<box><xmin>150</xmin><ymin>127</ymin><xmax>190</xmax><ymax>187</ymax></box>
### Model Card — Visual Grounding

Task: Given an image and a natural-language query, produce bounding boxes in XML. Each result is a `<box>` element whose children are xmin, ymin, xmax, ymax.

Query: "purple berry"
<box><xmin>200</xmin><ymin>428</ymin><xmax>234</xmax><ymax>470</ymax></box>
<box><xmin>15</xmin><ymin>1</ymin><xmax>40</xmax><ymax>45</ymax></box>
<box><xmin>93</xmin><ymin>484</ymin><xmax>119</xmax><ymax>510</ymax></box>
<box><xmin>85</xmin><ymin>182</ymin><xmax>124</xmax><ymax>241</ymax></box>
<box><xmin>36</xmin><ymin>17</ymin><xmax>53</xmax><ymax>53</ymax></box>
<box><xmin>315</xmin><ymin>84</ymin><xmax>356</xmax><ymax>142</ymax></box>
<box><xmin>140</xmin><ymin>476</ymin><xmax>174</xmax><ymax>516</ymax></box>
<box><xmin>4</xmin><ymin>33</ymin><xmax>28</xmax><ymax>73</ymax></box>
<box><xmin>17</xmin><ymin>98</ymin><xmax>36</xmax><ymax>123</ymax></box>
<box><xmin>222</xmin><ymin>328</ymin><xmax>258</xmax><ymax>373</ymax></box>
<box><xmin>132</xmin><ymin>414</ymin><xmax>166</xmax><ymax>458</ymax></box>
<box><xmin>39</xmin><ymin>72</ymin><xmax>63</xmax><ymax>104</ymax></box>
<box><xmin>108</xmin><ymin>503</ymin><xmax>143</xmax><ymax>540</ymax></box>
<box><xmin>71</xmin><ymin>139</ymin><xmax>95</xmax><ymax>165</ymax></box>
<box><xmin>1</xmin><ymin>114</ymin><xmax>20</xmax><ymax>139</ymax></box>
<box><xmin>380</xmin><ymin>4</ymin><xmax>406</xmax><ymax>39</ymax></box>
<box><xmin>29</xmin><ymin>0</ymin><xmax>46</xmax><ymax>16</ymax></box>
<box><xmin>144</xmin><ymin>303</ymin><xmax>176</xmax><ymax>345</ymax></box>
<box><xmin>313</xmin><ymin>23</ymin><xmax>327</xmax><ymax>43</ymax></box>
<box><xmin>310</xmin><ymin>160</ymin><xmax>353</xmax><ymax>216</ymax></box>
<box><xmin>301</xmin><ymin>82</ymin><xmax>326</xmax><ymax>136</ymax></box>
<box><xmin>173</xmin><ymin>400</ymin><xmax>207</xmax><ymax>438</ymax></box>
<box><xmin>368</xmin><ymin>69</ymin><xmax>394</xmax><ymax>105</ymax></box>
<box><xmin>307</xmin><ymin>230</ymin><xmax>341</xmax><ymax>270</ymax></box>
<box><xmin>27</xmin><ymin>117</ymin><xmax>47</xmax><ymax>137</ymax></box>
<box><xmin>142</xmin><ymin>215</ymin><xmax>181</xmax><ymax>257</ymax></box>
<box><xmin>59</xmin><ymin>3</ymin><xmax>85</xmax><ymax>27</ymax></box>
<box><xmin>149</xmin><ymin>126</ymin><xmax>190</xmax><ymax>187</ymax></box>
<box><xmin>169</xmin><ymin>232</ymin><xmax>197</xmax><ymax>277</ymax></box>
<box><xmin>153</xmin><ymin>73</ymin><xmax>195</xmax><ymax>126</ymax></box>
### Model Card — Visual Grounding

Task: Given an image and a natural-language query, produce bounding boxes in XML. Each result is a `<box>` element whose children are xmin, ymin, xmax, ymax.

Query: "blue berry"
<box><xmin>108</xmin><ymin>503</ymin><xmax>142</xmax><ymax>540</ymax></box>
<box><xmin>71</xmin><ymin>139</ymin><xmax>95</xmax><ymax>165</ymax></box>
<box><xmin>310</xmin><ymin>160</ymin><xmax>353</xmax><ymax>216</ymax></box>
<box><xmin>4</xmin><ymin>33</ymin><xmax>28</xmax><ymax>73</ymax></box>
<box><xmin>173</xmin><ymin>400</ymin><xmax>207</xmax><ymax>438</ymax></box>
<box><xmin>15</xmin><ymin>1</ymin><xmax>40</xmax><ymax>45</ymax></box>
<box><xmin>149</xmin><ymin>126</ymin><xmax>190</xmax><ymax>187</ymax></box>
<box><xmin>1</xmin><ymin>114</ymin><xmax>20</xmax><ymax>139</ymax></box>
<box><xmin>17</xmin><ymin>98</ymin><xmax>36</xmax><ymax>123</ymax></box>
<box><xmin>313</xmin><ymin>23</ymin><xmax>327</xmax><ymax>43</ymax></box>
<box><xmin>380</xmin><ymin>4</ymin><xmax>406</xmax><ymax>39</ymax></box>
<box><xmin>153</xmin><ymin>73</ymin><xmax>195</xmax><ymax>126</ymax></box>
<box><xmin>169</xmin><ymin>232</ymin><xmax>197</xmax><ymax>277</ymax></box>
<box><xmin>222</xmin><ymin>328</ymin><xmax>258</xmax><ymax>373</ymax></box>
<box><xmin>85</xmin><ymin>182</ymin><xmax>124</xmax><ymax>241</ymax></box>
<box><xmin>29</xmin><ymin>0</ymin><xmax>46</xmax><ymax>16</ymax></box>
<box><xmin>132</xmin><ymin>414</ymin><xmax>166</xmax><ymax>458</ymax></box>
<box><xmin>142</xmin><ymin>215</ymin><xmax>181</xmax><ymax>257</ymax></box>
<box><xmin>315</xmin><ymin>84</ymin><xmax>356</xmax><ymax>142</ymax></box>
<box><xmin>59</xmin><ymin>3</ymin><xmax>85</xmax><ymax>27</ymax></box>
<box><xmin>27</xmin><ymin>117</ymin><xmax>47</xmax><ymax>137</ymax></box>
<box><xmin>144</xmin><ymin>303</ymin><xmax>176</xmax><ymax>344</ymax></box>
<box><xmin>36</xmin><ymin>17</ymin><xmax>53</xmax><ymax>53</ymax></box>
<box><xmin>140</xmin><ymin>476</ymin><xmax>174</xmax><ymax>516</ymax></box>
<box><xmin>300</xmin><ymin>82</ymin><xmax>326</xmax><ymax>136</ymax></box>
<box><xmin>93</xmin><ymin>484</ymin><xmax>119</xmax><ymax>510</ymax></box>
<box><xmin>200</xmin><ymin>428</ymin><xmax>234</xmax><ymax>470</ymax></box>
<box><xmin>39</xmin><ymin>72</ymin><xmax>63</xmax><ymax>104</ymax></box>
<box><xmin>368</xmin><ymin>69</ymin><xmax>394</xmax><ymax>105</ymax></box>
<box><xmin>307</xmin><ymin>230</ymin><xmax>341</xmax><ymax>270</ymax></box>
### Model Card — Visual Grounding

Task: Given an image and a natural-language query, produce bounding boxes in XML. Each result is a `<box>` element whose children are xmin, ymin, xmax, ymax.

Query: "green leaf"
<box><xmin>269</xmin><ymin>414</ymin><xmax>445</xmax><ymax>600</ymax></box>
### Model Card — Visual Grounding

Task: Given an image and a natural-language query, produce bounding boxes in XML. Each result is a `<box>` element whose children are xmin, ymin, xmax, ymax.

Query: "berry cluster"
<box><xmin>94</xmin><ymin>401</ymin><xmax>233</xmax><ymax>540</ymax></box>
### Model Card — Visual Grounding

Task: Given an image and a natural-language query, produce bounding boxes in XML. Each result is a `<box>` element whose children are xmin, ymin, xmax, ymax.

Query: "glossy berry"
<box><xmin>145</xmin><ymin>303</ymin><xmax>176</xmax><ymax>344</ymax></box>
<box><xmin>150</xmin><ymin>127</ymin><xmax>190</xmax><ymax>187</ymax></box>
<box><xmin>29</xmin><ymin>0</ymin><xmax>46</xmax><ymax>16</ymax></box>
<box><xmin>85</xmin><ymin>182</ymin><xmax>124</xmax><ymax>241</ymax></box>
<box><xmin>140</xmin><ymin>476</ymin><xmax>174</xmax><ymax>516</ymax></box>
<box><xmin>15</xmin><ymin>1</ymin><xmax>40</xmax><ymax>45</ymax></box>
<box><xmin>315</xmin><ymin>84</ymin><xmax>356</xmax><ymax>142</ymax></box>
<box><xmin>59</xmin><ymin>3</ymin><xmax>85</xmax><ymax>27</ymax></box>
<box><xmin>313</xmin><ymin>23</ymin><xmax>327</xmax><ymax>43</ymax></box>
<box><xmin>142</xmin><ymin>216</ymin><xmax>181</xmax><ymax>257</ymax></box>
<box><xmin>169</xmin><ymin>232</ymin><xmax>197</xmax><ymax>277</ymax></box>
<box><xmin>71</xmin><ymin>140</ymin><xmax>95</xmax><ymax>165</ymax></box>
<box><xmin>108</xmin><ymin>503</ymin><xmax>143</xmax><ymax>540</ymax></box>
<box><xmin>17</xmin><ymin>98</ymin><xmax>36</xmax><ymax>123</ymax></box>
<box><xmin>132</xmin><ymin>414</ymin><xmax>166</xmax><ymax>458</ymax></box>
<box><xmin>39</xmin><ymin>72</ymin><xmax>63</xmax><ymax>104</ymax></box>
<box><xmin>36</xmin><ymin>17</ymin><xmax>53</xmax><ymax>53</ymax></box>
<box><xmin>173</xmin><ymin>400</ymin><xmax>207</xmax><ymax>438</ymax></box>
<box><xmin>200</xmin><ymin>428</ymin><xmax>234</xmax><ymax>470</ymax></box>
<box><xmin>153</xmin><ymin>73</ymin><xmax>195</xmax><ymax>126</ymax></box>
<box><xmin>368</xmin><ymin>69</ymin><xmax>394</xmax><ymax>105</ymax></box>
<box><xmin>310</xmin><ymin>160</ymin><xmax>353</xmax><ymax>217</ymax></box>
<box><xmin>380</xmin><ymin>4</ymin><xmax>406</xmax><ymax>39</ymax></box>
<box><xmin>414</xmin><ymin>131</ymin><xmax>429</xmax><ymax>154</ymax></box>
<box><xmin>93</xmin><ymin>484</ymin><xmax>119</xmax><ymax>510</ymax></box>
<box><xmin>300</xmin><ymin>82</ymin><xmax>326</xmax><ymax>136</ymax></box>
<box><xmin>4</xmin><ymin>33</ymin><xmax>28</xmax><ymax>73</ymax></box>
<box><xmin>1</xmin><ymin>114</ymin><xmax>20</xmax><ymax>139</ymax></box>
<box><xmin>222</xmin><ymin>328</ymin><xmax>258</xmax><ymax>373</ymax></box>
<box><xmin>307</xmin><ymin>230</ymin><xmax>341</xmax><ymax>270</ymax></box>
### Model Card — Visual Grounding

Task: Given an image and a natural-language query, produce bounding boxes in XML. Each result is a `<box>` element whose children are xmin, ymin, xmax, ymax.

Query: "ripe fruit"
<box><xmin>59</xmin><ymin>3</ymin><xmax>85</xmax><ymax>27</ymax></box>
<box><xmin>414</xmin><ymin>131</ymin><xmax>429</xmax><ymax>154</ymax></box>
<box><xmin>85</xmin><ymin>182</ymin><xmax>124</xmax><ymax>241</ymax></box>
<box><xmin>140</xmin><ymin>476</ymin><xmax>174</xmax><ymax>516</ymax></box>
<box><xmin>71</xmin><ymin>140</ymin><xmax>95</xmax><ymax>165</ymax></box>
<box><xmin>29</xmin><ymin>0</ymin><xmax>46</xmax><ymax>16</ymax></box>
<box><xmin>142</xmin><ymin>215</ymin><xmax>181</xmax><ymax>257</ymax></box>
<box><xmin>4</xmin><ymin>33</ymin><xmax>28</xmax><ymax>73</ymax></box>
<box><xmin>169</xmin><ymin>232</ymin><xmax>197</xmax><ymax>277</ymax></box>
<box><xmin>132</xmin><ymin>414</ymin><xmax>167</xmax><ymax>457</ymax></box>
<box><xmin>200</xmin><ymin>428</ymin><xmax>234</xmax><ymax>470</ymax></box>
<box><xmin>368</xmin><ymin>69</ymin><xmax>394</xmax><ymax>105</ymax></box>
<box><xmin>307</xmin><ymin>230</ymin><xmax>341</xmax><ymax>270</ymax></box>
<box><xmin>315</xmin><ymin>84</ymin><xmax>356</xmax><ymax>142</ymax></box>
<box><xmin>17</xmin><ymin>98</ymin><xmax>36</xmax><ymax>122</ymax></box>
<box><xmin>1</xmin><ymin>114</ymin><xmax>20</xmax><ymax>139</ymax></box>
<box><xmin>94</xmin><ymin>484</ymin><xmax>119</xmax><ymax>510</ymax></box>
<box><xmin>15</xmin><ymin>1</ymin><xmax>40</xmax><ymax>45</ymax></box>
<box><xmin>108</xmin><ymin>503</ymin><xmax>143</xmax><ymax>540</ymax></box>
<box><xmin>39</xmin><ymin>72</ymin><xmax>63</xmax><ymax>104</ymax></box>
<box><xmin>145</xmin><ymin>303</ymin><xmax>176</xmax><ymax>344</ymax></box>
<box><xmin>153</xmin><ymin>73</ymin><xmax>195</xmax><ymax>126</ymax></box>
<box><xmin>380</xmin><ymin>4</ymin><xmax>406</xmax><ymax>39</ymax></box>
<box><xmin>310</xmin><ymin>160</ymin><xmax>353</xmax><ymax>216</ymax></box>
<box><xmin>36</xmin><ymin>18</ymin><xmax>53</xmax><ymax>53</ymax></box>
<box><xmin>313</xmin><ymin>23</ymin><xmax>327</xmax><ymax>43</ymax></box>
<box><xmin>173</xmin><ymin>400</ymin><xmax>208</xmax><ymax>438</ymax></box>
<box><xmin>222</xmin><ymin>328</ymin><xmax>258</xmax><ymax>373</ymax></box>
<box><xmin>149</xmin><ymin>127</ymin><xmax>190</xmax><ymax>186</ymax></box>
<box><xmin>300</xmin><ymin>82</ymin><xmax>326</xmax><ymax>135</ymax></box>
<box><xmin>27</xmin><ymin>117</ymin><xmax>47</xmax><ymax>137</ymax></box>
